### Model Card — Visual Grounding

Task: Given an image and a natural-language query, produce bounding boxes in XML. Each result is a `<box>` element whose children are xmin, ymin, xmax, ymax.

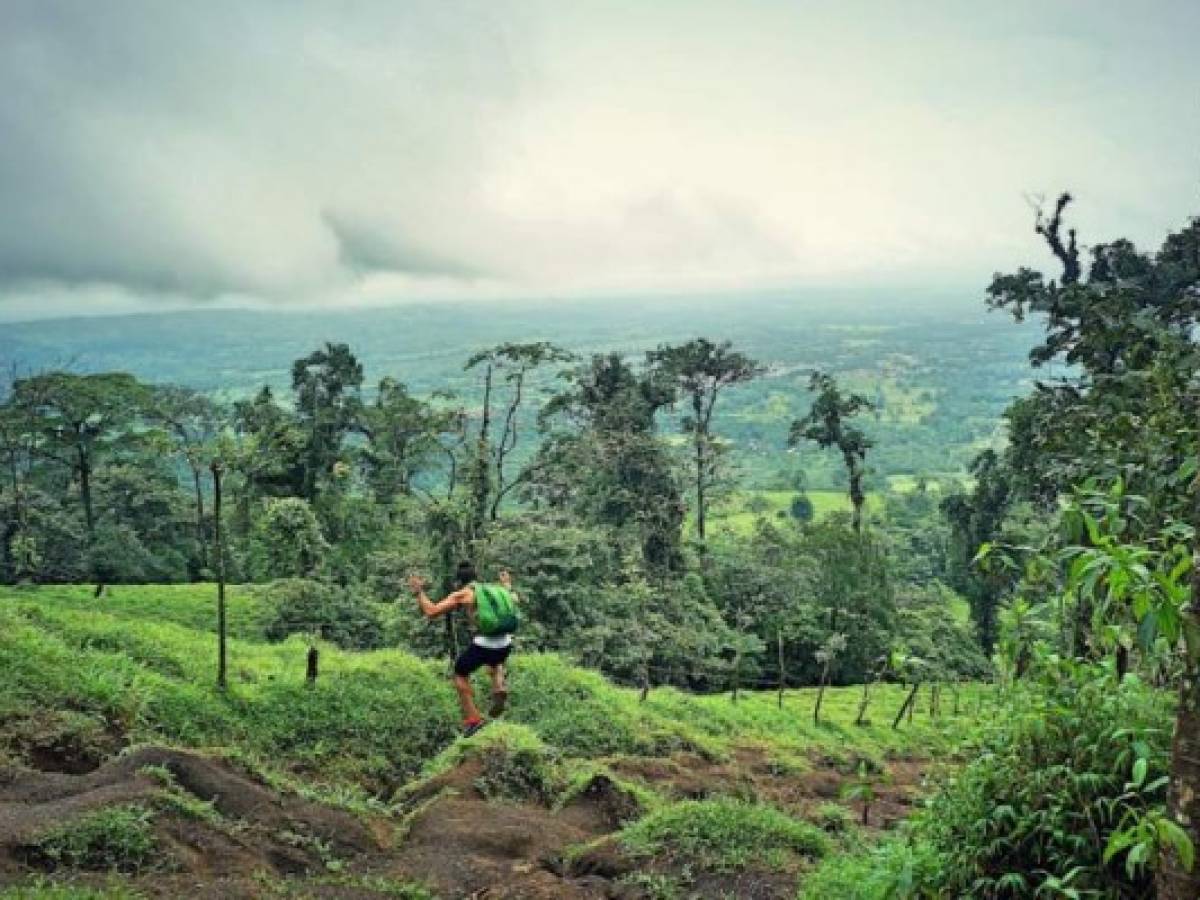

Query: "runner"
<box><xmin>408</xmin><ymin>562</ymin><xmax>519</xmax><ymax>736</ymax></box>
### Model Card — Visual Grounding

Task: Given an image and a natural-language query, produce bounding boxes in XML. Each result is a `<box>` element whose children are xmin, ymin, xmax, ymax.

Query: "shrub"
<box><xmin>248</xmin><ymin>498</ymin><xmax>329</xmax><ymax>579</ymax></box>
<box><xmin>911</xmin><ymin>659</ymin><xmax>1173</xmax><ymax>897</ymax></box>
<box><xmin>798</xmin><ymin>835</ymin><xmax>942</xmax><ymax>900</ymax></box>
<box><xmin>25</xmin><ymin>805</ymin><xmax>157</xmax><ymax>873</ymax></box>
<box><xmin>260</xmin><ymin>578</ymin><xmax>384</xmax><ymax>650</ymax></box>
<box><xmin>812</xmin><ymin>802</ymin><xmax>854</xmax><ymax>834</ymax></box>
<box><xmin>619</xmin><ymin>798</ymin><xmax>828</xmax><ymax>872</ymax></box>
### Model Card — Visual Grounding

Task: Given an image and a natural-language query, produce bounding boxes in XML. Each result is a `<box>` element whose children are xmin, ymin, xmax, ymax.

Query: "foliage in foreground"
<box><xmin>801</xmin><ymin>659</ymin><xmax>1175</xmax><ymax>898</ymax></box>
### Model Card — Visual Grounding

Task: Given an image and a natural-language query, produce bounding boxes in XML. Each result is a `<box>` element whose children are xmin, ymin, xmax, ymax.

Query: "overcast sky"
<box><xmin>1</xmin><ymin>0</ymin><xmax>1198</xmax><ymax>320</ymax></box>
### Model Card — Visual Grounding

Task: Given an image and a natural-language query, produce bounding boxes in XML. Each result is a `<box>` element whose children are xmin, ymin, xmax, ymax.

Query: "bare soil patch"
<box><xmin>0</xmin><ymin>742</ymin><xmax>936</xmax><ymax>897</ymax></box>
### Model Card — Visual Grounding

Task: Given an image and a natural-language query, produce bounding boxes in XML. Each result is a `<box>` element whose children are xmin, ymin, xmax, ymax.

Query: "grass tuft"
<box><xmin>619</xmin><ymin>798</ymin><xmax>829</xmax><ymax>872</ymax></box>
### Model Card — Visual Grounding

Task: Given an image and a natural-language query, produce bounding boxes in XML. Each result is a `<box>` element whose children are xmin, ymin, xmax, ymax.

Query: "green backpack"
<box><xmin>473</xmin><ymin>583</ymin><xmax>519</xmax><ymax>637</ymax></box>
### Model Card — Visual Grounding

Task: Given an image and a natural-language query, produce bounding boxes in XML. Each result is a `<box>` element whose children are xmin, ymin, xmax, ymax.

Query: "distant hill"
<box><xmin>0</xmin><ymin>298</ymin><xmax>1039</xmax><ymax>486</ymax></box>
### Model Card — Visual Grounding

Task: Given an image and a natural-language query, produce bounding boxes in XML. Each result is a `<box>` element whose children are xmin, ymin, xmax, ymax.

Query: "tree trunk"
<box><xmin>1158</xmin><ymin>547</ymin><xmax>1200</xmax><ymax>898</ymax></box>
<box><xmin>211</xmin><ymin>462</ymin><xmax>228</xmax><ymax>690</ymax></box>
<box><xmin>490</xmin><ymin>372</ymin><xmax>523</xmax><ymax>521</ymax></box>
<box><xmin>77</xmin><ymin>444</ymin><xmax>106</xmax><ymax>596</ymax></box>
<box><xmin>7</xmin><ymin>448</ymin><xmax>23</xmax><ymax>533</ymax></box>
<box><xmin>845</xmin><ymin>454</ymin><xmax>864</xmax><ymax>534</ymax></box>
<box><xmin>191</xmin><ymin>466</ymin><xmax>208</xmax><ymax>570</ymax></box>
<box><xmin>77</xmin><ymin>446</ymin><xmax>95</xmax><ymax>539</ymax></box>
<box><xmin>471</xmin><ymin>365</ymin><xmax>493</xmax><ymax>537</ymax></box>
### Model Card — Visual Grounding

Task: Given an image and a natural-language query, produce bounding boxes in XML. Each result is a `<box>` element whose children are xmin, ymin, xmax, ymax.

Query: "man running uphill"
<box><xmin>407</xmin><ymin>561</ymin><xmax>520</xmax><ymax>737</ymax></box>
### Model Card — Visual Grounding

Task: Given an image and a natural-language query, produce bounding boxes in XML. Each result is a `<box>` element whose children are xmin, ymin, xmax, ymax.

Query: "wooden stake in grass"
<box><xmin>855</xmin><ymin>655</ymin><xmax>887</xmax><ymax>727</ymax></box>
<box><xmin>210</xmin><ymin>460</ymin><xmax>227</xmax><ymax>691</ymax></box>
<box><xmin>730</xmin><ymin>647</ymin><xmax>741</xmax><ymax>705</ymax></box>
<box><xmin>813</xmin><ymin>633</ymin><xmax>846</xmax><ymax>726</ymax></box>
<box><xmin>777</xmin><ymin>629</ymin><xmax>786</xmax><ymax>710</ymax></box>
<box><xmin>892</xmin><ymin>682</ymin><xmax>920</xmax><ymax>730</ymax></box>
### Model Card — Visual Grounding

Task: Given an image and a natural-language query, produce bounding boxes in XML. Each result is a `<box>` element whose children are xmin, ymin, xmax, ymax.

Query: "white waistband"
<box><xmin>473</xmin><ymin>634</ymin><xmax>513</xmax><ymax>649</ymax></box>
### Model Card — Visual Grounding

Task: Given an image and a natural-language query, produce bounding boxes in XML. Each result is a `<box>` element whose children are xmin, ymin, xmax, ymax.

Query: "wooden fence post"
<box><xmin>893</xmin><ymin>682</ymin><xmax>920</xmax><ymax>729</ymax></box>
<box><xmin>777</xmin><ymin>630</ymin><xmax>786</xmax><ymax>709</ymax></box>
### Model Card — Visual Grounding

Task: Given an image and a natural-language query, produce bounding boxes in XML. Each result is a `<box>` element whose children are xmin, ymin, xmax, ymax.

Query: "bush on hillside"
<box><xmin>915</xmin><ymin>659</ymin><xmax>1171</xmax><ymax>897</ymax></box>
<box><xmin>23</xmin><ymin>805</ymin><xmax>157</xmax><ymax>873</ymax></box>
<box><xmin>894</xmin><ymin>583</ymin><xmax>991</xmax><ymax>681</ymax></box>
<box><xmin>620</xmin><ymin>798</ymin><xmax>828</xmax><ymax>872</ymax></box>
<box><xmin>260</xmin><ymin>578</ymin><xmax>384</xmax><ymax>650</ymax></box>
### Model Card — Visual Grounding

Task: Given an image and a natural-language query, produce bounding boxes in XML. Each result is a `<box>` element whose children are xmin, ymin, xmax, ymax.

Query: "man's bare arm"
<box><xmin>408</xmin><ymin>575</ymin><xmax>470</xmax><ymax>619</ymax></box>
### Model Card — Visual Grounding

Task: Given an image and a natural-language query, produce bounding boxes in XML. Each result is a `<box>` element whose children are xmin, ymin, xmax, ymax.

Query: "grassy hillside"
<box><xmin>703</xmin><ymin>489</ymin><xmax>884</xmax><ymax>536</ymax></box>
<box><xmin>0</xmin><ymin>585</ymin><xmax>984</xmax><ymax>898</ymax></box>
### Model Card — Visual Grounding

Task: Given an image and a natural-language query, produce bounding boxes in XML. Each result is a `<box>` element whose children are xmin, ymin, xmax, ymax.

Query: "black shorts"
<box><xmin>454</xmin><ymin>641</ymin><xmax>513</xmax><ymax>677</ymax></box>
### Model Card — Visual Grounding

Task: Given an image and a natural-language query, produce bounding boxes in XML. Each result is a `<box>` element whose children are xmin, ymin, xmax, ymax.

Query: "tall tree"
<box><xmin>0</xmin><ymin>401</ymin><xmax>37</xmax><ymax>581</ymax></box>
<box><xmin>232</xmin><ymin>386</ymin><xmax>307</xmax><ymax>502</ymax></box>
<box><xmin>647</xmin><ymin>339</ymin><xmax>760</xmax><ymax>546</ymax></box>
<box><xmin>12</xmin><ymin>372</ymin><xmax>150</xmax><ymax>590</ymax></box>
<box><xmin>291</xmin><ymin>343</ymin><xmax>364</xmax><ymax>502</ymax></box>
<box><xmin>789</xmin><ymin>371</ymin><xmax>874</xmax><ymax>533</ymax></box>
<box><xmin>149</xmin><ymin>386</ymin><xmax>222</xmax><ymax>572</ymax></box>
<box><xmin>536</xmin><ymin>353</ymin><xmax>685</xmax><ymax>572</ymax></box>
<box><xmin>464</xmin><ymin>342</ymin><xmax>572</xmax><ymax>530</ymax></box>
<box><xmin>940</xmin><ymin>449</ymin><xmax>1013</xmax><ymax>654</ymax></box>
<box><xmin>987</xmin><ymin>196</ymin><xmax>1200</xmax><ymax>895</ymax></box>
<box><xmin>358</xmin><ymin>377</ymin><xmax>441</xmax><ymax>504</ymax></box>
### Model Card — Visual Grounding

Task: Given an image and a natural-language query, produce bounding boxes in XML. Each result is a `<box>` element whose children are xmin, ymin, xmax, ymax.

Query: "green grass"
<box><xmin>0</xmin><ymin>881</ymin><xmax>147</xmax><ymax>900</ymax></box>
<box><xmin>25</xmin><ymin>805</ymin><xmax>157</xmax><ymax>874</ymax></box>
<box><xmin>0</xmin><ymin>583</ymin><xmax>986</xmax><ymax>898</ymax></box>
<box><xmin>619</xmin><ymin>797</ymin><xmax>829</xmax><ymax>872</ymax></box>
<box><xmin>0</xmin><ymin>585</ymin><xmax>979</xmax><ymax>790</ymax></box>
<box><xmin>703</xmin><ymin>489</ymin><xmax>885</xmax><ymax>537</ymax></box>
<box><xmin>4</xmin><ymin>584</ymin><xmax>271</xmax><ymax>638</ymax></box>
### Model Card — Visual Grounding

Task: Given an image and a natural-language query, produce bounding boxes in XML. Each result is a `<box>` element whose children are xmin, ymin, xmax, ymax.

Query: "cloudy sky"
<box><xmin>1</xmin><ymin>0</ymin><xmax>1197</xmax><ymax>319</ymax></box>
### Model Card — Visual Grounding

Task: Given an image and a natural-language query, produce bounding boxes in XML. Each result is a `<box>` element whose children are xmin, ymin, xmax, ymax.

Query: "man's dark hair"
<box><xmin>455</xmin><ymin>560</ymin><xmax>477</xmax><ymax>588</ymax></box>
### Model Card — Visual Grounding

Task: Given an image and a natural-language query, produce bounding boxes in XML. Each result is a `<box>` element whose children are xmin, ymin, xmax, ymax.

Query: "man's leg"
<box><xmin>454</xmin><ymin>674</ymin><xmax>482</xmax><ymax>723</ymax></box>
<box><xmin>452</xmin><ymin>645</ymin><xmax>485</xmax><ymax>733</ymax></box>
<box><xmin>488</xmin><ymin>664</ymin><xmax>508</xmax><ymax>717</ymax></box>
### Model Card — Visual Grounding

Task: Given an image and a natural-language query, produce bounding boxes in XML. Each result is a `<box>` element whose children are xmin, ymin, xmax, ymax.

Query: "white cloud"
<box><xmin>0</xmin><ymin>0</ymin><xmax>1197</xmax><ymax>315</ymax></box>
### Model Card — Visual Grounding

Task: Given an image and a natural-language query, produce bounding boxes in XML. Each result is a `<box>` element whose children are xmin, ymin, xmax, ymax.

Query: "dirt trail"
<box><xmin>0</xmin><ymin>743</ymin><xmax>932</xmax><ymax>898</ymax></box>
<box><xmin>611</xmin><ymin>746</ymin><xmax>928</xmax><ymax>829</ymax></box>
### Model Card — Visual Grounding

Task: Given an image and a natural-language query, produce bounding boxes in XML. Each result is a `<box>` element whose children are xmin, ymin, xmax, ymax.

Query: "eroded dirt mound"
<box><xmin>611</xmin><ymin>746</ymin><xmax>927</xmax><ymax>831</ymax></box>
<box><xmin>0</xmin><ymin>746</ymin><xmax>386</xmax><ymax>889</ymax></box>
<box><xmin>0</xmin><ymin>741</ymin><xmax>935</xmax><ymax>898</ymax></box>
<box><xmin>393</xmin><ymin>796</ymin><xmax>607</xmax><ymax>899</ymax></box>
<box><xmin>0</xmin><ymin>711</ymin><xmax>127</xmax><ymax>776</ymax></box>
